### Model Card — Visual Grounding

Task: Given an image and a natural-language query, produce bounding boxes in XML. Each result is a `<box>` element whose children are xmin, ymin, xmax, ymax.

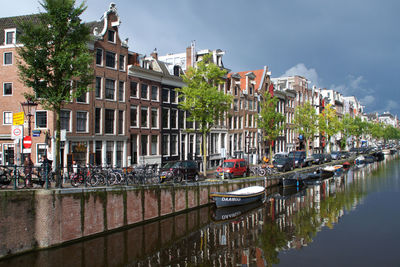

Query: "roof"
<box><xmin>0</xmin><ymin>14</ymin><xmax>40</xmax><ymax>44</ymax></box>
<box><xmin>229</xmin><ymin>69</ymin><xmax>265</xmax><ymax>93</ymax></box>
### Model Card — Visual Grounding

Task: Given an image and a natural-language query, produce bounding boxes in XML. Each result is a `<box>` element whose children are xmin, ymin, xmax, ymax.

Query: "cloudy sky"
<box><xmin>2</xmin><ymin>0</ymin><xmax>399</xmax><ymax>116</ymax></box>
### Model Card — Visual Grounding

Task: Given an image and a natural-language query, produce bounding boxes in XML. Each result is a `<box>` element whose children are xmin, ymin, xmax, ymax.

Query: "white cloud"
<box><xmin>360</xmin><ymin>95</ymin><xmax>375</xmax><ymax>106</ymax></box>
<box><xmin>330</xmin><ymin>75</ymin><xmax>374</xmax><ymax>96</ymax></box>
<box><xmin>386</xmin><ymin>100</ymin><xmax>399</xmax><ymax>111</ymax></box>
<box><xmin>281</xmin><ymin>63</ymin><xmax>320</xmax><ymax>87</ymax></box>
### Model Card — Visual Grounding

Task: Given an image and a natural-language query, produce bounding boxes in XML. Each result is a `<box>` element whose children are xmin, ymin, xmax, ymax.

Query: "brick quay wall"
<box><xmin>0</xmin><ymin>177</ymin><xmax>270</xmax><ymax>259</ymax></box>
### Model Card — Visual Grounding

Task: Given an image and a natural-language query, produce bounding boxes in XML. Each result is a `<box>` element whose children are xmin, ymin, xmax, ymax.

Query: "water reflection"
<box><xmin>1</xmin><ymin>154</ymin><xmax>398</xmax><ymax>267</ymax></box>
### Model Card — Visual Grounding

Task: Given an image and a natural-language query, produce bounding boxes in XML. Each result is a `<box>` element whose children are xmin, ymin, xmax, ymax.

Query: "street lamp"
<box><xmin>21</xmin><ymin>98</ymin><xmax>37</xmax><ymax>187</ymax></box>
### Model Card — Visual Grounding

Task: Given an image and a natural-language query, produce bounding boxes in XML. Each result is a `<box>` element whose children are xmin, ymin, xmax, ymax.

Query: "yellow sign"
<box><xmin>13</xmin><ymin>112</ymin><xmax>24</xmax><ymax>125</ymax></box>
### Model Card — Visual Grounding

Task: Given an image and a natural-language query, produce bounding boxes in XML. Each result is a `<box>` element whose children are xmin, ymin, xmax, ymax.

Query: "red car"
<box><xmin>215</xmin><ymin>159</ymin><xmax>248</xmax><ymax>179</ymax></box>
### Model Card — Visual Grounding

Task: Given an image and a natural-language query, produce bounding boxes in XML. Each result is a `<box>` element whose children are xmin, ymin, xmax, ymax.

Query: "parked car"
<box><xmin>331</xmin><ymin>151</ymin><xmax>342</xmax><ymax>160</ymax></box>
<box><xmin>215</xmin><ymin>158</ymin><xmax>248</xmax><ymax>179</ymax></box>
<box><xmin>273</xmin><ymin>152</ymin><xmax>288</xmax><ymax>161</ymax></box>
<box><xmin>287</xmin><ymin>151</ymin><xmax>312</xmax><ymax>168</ymax></box>
<box><xmin>273</xmin><ymin>157</ymin><xmax>293</xmax><ymax>172</ymax></box>
<box><xmin>341</xmin><ymin>151</ymin><xmax>350</xmax><ymax>158</ymax></box>
<box><xmin>324</xmin><ymin>153</ymin><xmax>332</xmax><ymax>163</ymax></box>
<box><xmin>159</xmin><ymin>160</ymin><xmax>199</xmax><ymax>182</ymax></box>
<box><xmin>311</xmin><ymin>153</ymin><xmax>324</xmax><ymax>165</ymax></box>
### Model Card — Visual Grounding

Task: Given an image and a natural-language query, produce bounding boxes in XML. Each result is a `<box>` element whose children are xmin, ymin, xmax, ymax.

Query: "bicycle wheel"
<box><xmin>71</xmin><ymin>177</ymin><xmax>80</xmax><ymax>187</ymax></box>
<box><xmin>88</xmin><ymin>174</ymin><xmax>98</xmax><ymax>186</ymax></box>
<box><xmin>107</xmin><ymin>173</ymin><xmax>117</xmax><ymax>185</ymax></box>
<box><xmin>258</xmin><ymin>168</ymin><xmax>266</xmax><ymax>176</ymax></box>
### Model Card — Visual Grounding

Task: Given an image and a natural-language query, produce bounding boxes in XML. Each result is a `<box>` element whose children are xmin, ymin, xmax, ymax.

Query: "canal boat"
<box><xmin>282</xmin><ymin>172</ymin><xmax>311</xmax><ymax>188</ymax></box>
<box><xmin>323</xmin><ymin>165</ymin><xmax>344</xmax><ymax>176</ymax></box>
<box><xmin>209</xmin><ymin>186</ymin><xmax>265</xmax><ymax>208</ymax></box>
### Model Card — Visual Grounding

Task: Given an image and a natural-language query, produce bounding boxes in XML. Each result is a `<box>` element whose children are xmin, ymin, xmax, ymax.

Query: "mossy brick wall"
<box><xmin>0</xmin><ymin>177</ymin><xmax>265</xmax><ymax>259</ymax></box>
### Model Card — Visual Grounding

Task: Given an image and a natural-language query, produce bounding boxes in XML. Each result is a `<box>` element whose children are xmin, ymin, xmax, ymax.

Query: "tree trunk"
<box><xmin>202</xmin><ymin>131</ymin><xmax>207</xmax><ymax>177</ymax></box>
<box><xmin>305</xmin><ymin>138</ymin><xmax>309</xmax><ymax>158</ymax></box>
<box><xmin>55</xmin><ymin>108</ymin><xmax>62</xmax><ymax>188</ymax></box>
<box><xmin>269</xmin><ymin>141</ymin><xmax>273</xmax><ymax>162</ymax></box>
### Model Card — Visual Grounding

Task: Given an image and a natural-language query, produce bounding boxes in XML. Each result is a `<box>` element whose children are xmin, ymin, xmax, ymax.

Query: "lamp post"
<box><xmin>21</xmin><ymin>98</ymin><xmax>37</xmax><ymax>187</ymax></box>
<box><xmin>245</xmin><ymin>134</ymin><xmax>251</xmax><ymax>165</ymax></box>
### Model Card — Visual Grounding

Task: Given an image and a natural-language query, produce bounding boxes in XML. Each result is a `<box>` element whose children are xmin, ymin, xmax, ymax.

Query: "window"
<box><xmin>105</xmin><ymin>51</ymin><xmax>116</xmax><ymax>68</ymax></box>
<box><xmin>171</xmin><ymin>135</ymin><xmax>177</xmax><ymax>155</ymax></box>
<box><xmin>96</xmin><ymin>48</ymin><xmax>103</xmax><ymax>65</ymax></box>
<box><xmin>119</xmin><ymin>55</ymin><xmax>125</xmax><ymax>70</ymax></box>
<box><xmin>162</xmin><ymin>135</ymin><xmax>169</xmax><ymax>155</ymax></box>
<box><xmin>4</xmin><ymin>52</ymin><xmax>12</xmax><ymax>65</ymax></box>
<box><xmin>95</xmin><ymin>77</ymin><xmax>102</xmax><ymax>98</ymax></box>
<box><xmin>130</xmin><ymin>106</ymin><xmax>137</xmax><ymax>127</ymax></box>
<box><xmin>35</xmin><ymin>111</ymin><xmax>47</xmax><ymax>128</ymax></box>
<box><xmin>162</xmin><ymin>108</ymin><xmax>169</xmax><ymax>129</ymax></box>
<box><xmin>171</xmin><ymin>109</ymin><xmax>177</xmax><ymax>129</ymax></box>
<box><xmin>105</xmin><ymin>109</ymin><xmax>115</xmax><ymax>134</ymax></box>
<box><xmin>116</xmin><ymin>141</ymin><xmax>123</xmax><ymax>167</ymax></box>
<box><xmin>151</xmin><ymin>86</ymin><xmax>158</xmax><ymax>101</ymax></box>
<box><xmin>76</xmin><ymin>91</ymin><xmax>87</xmax><ymax>103</ymax></box>
<box><xmin>106</xmin><ymin>141</ymin><xmax>113</xmax><ymax>166</ymax></box>
<box><xmin>130</xmin><ymin>81</ymin><xmax>138</xmax><ymax>97</ymax></box>
<box><xmin>5</xmin><ymin>30</ymin><xmax>15</xmax><ymax>45</ymax></box>
<box><xmin>151</xmin><ymin>135</ymin><xmax>157</xmax><ymax>155</ymax></box>
<box><xmin>105</xmin><ymin>79</ymin><xmax>115</xmax><ymax>100</ymax></box>
<box><xmin>108</xmin><ymin>30</ymin><xmax>115</xmax><ymax>43</ymax></box>
<box><xmin>141</xmin><ymin>135</ymin><xmax>148</xmax><ymax>156</ymax></box>
<box><xmin>141</xmin><ymin>107</ymin><xmax>148</xmax><ymax>128</ymax></box>
<box><xmin>141</xmin><ymin>84</ymin><xmax>148</xmax><ymax>99</ymax></box>
<box><xmin>118</xmin><ymin>110</ymin><xmax>124</xmax><ymax>134</ymax></box>
<box><xmin>131</xmin><ymin>134</ymin><xmax>138</xmax><ymax>164</ymax></box>
<box><xmin>234</xmin><ymin>99</ymin><xmax>238</xmax><ymax>111</ymax></box>
<box><xmin>60</xmin><ymin>110</ymin><xmax>71</xmax><ymax>131</ymax></box>
<box><xmin>3</xmin><ymin>83</ymin><xmax>12</xmax><ymax>96</ymax></box>
<box><xmin>118</xmin><ymin>81</ymin><xmax>124</xmax><ymax>101</ymax></box>
<box><xmin>151</xmin><ymin>108</ymin><xmax>158</xmax><ymax>128</ymax></box>
<box><xmin>3</xmin><ymin>112</ymin><xmax>12</xmax><ymax>125</ymax></box>
<box><xmin>76</xmin><ymin>111</ymin><xmax>87</xmax><ymax>132</ymax></box>
<box><xmin>170</xmin><ymin>89</ymin><xmax>177</xmax><ymax>103</ymax></box>
<box><xmin>162</xmin><ymin>88</ymin><xmax>169</xmax><ymax>102</ymax></box>
<box><xmin>249</xmin><ymin>85</ymin><xmax>253</xmax><ymax>95</ymax></box>
<box><xmin>95</xmin><ymin>108</ymin><xmax>101</xmax><ymax>134</ymax></box>
<box><xmin>179</xmin><ymin>111</ymin><xmax>185</xmax><ymax>129</ymax></box>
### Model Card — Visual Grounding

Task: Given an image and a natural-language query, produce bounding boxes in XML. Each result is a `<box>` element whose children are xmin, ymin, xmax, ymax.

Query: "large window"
<box><xmin>141</xmin><ymin>135</ymin><xmax>148</xmax><ymax>156</ymax></box>
<box><xmin>130</xmin><ymin>106</ymin><xmax>137</xmax><ymax>127</ymax></box>
<box><xmin>95</xmin><ymin>108</ymin><xmax>101</xmax><ymax>134</ymax></box>
<box><xmin>162</xmin><ymin>88</ymin><xmax>169</xmax><ymax>103</ymax></box>
<box><xmin>95</xmin><ymin>77</ymin><xmax>102</xmax><ymax>98</ymax></box>
<box><xmin>170</xmin><ymin>89</ymin><xmax>177</xmax><ymax>103</ymax></box>
<box><xmin>151</xmin><ymin>108</ymin><xmax>158</xmax><ymax>128</ymax></box>
<box><xmin>130</xmin><ymin>81</ymin><xmax>138</xmax><ymax>97</ymax></box>
<box><xmin>151</xmin><ymin>86</ymin><xmax>158</xmax><ymax>101</ymax></box>
<box><xmin>105</xmin><ymin>79</ymin><xmax>115</xmax><ymax>100</ymax></box>
<box><xmin>171</xmin><ymin>109</ymin><xmax>177</xmax><ymax>129</ymax></box>
<box><xmin>151</xmin><ymin>135</ymin><xmax>157</xmax><ymax>155</ymax></box>
<box><xmin>119</xmin><ymin>55</ymin><xmax>125</xmax><ymax>71</ymax></box>
<box><xmin>162</xmin><ymin>135</ymin><xmax>169</xmax><ymax>155</ymax></box>
<box><xmin>3</xmin><ymin>83</ymin><xmax>12</xmax><ymax>96</ymax></box>
<box><xmin>60</xmin><ymin>110</ymin><xmax>71</xmax><ymax>131</ymax></box>
<box><xmin>96</xmin><ymin>48</ymin><xmax>103</xmax><ymax>65</ymax></box>
<box><xmin>4</xmin><ymin>52</ymin><xmax>12</xmax><ymax>65</ymax></box>
<box><xmin>3</xmin><ymin>112</ymin><xmax>12</xmax><ymax>125</ymax></box>
<box><xmin>162</xmin><ymin>108</ymin><xmax>169</xmax><ymax>129</ymax></box>
<box><xmin>171</xmin><ymin>134</ymin><xmax>178</xmax><ymax>155</ymax></box>
<box><xmin>141</xmin><ymin>84</ymin><xmax>148</xmax><ymax>99</ymax></box>
<box><xmin>76</xmin><ymin>111</ymin><xmax>87</xmax><ymax>132</ymax></box>
<box><xmin>105</xmin><ymin>109</ymin><xmax>115</xmax><ymax>134</ymax></box>
<box><xmin>141</xmin><ymin>107</ymin><xmax>148</xmax><ymax>128</ymax></box>
<box><xmin>35</xmin><ymin>111</ymin><xmax>47</xmax><ymax>128</ymax></box>
<box><xmin>105</xmin><ymin>51</ymin><xmax>116</xmax><ymax>68</ymax></box>
<box><xmin>118</xmin><ymin>110</ymin><xmax>124</xmax><ymax>134</ymax></box>
<box><xmin>118</xmin><ymin>81</ymin><xmax>124</xmax><ymax>101</ymax></box>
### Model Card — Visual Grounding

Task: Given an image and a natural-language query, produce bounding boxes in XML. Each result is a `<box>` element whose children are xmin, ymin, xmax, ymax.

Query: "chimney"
<box><xmin>151</xmin><ymin>48</ymin><xmax>158</xmax><ymax>60</ymax></box>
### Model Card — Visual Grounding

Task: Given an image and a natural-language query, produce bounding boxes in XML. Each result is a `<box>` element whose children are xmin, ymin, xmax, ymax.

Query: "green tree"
<box><xmin>383</xmin><ymin>125</ymin><xmax>398</xmax><ymax>144</ymax></box>
<box><xmin>17</xmin><ymin>0</ymin><xmax>93</xmax><ymax>186</ymax></box>
<box><xmin>318</xmin><ymin>103</ymin><xmax>340</xmax><ymax>152</ymax></box>
<box><xmin>293</xmin><ymin>102</ymin><xmax>318</xmax><ymax>157</ymax></box>
<box><xmin>176</xmin><ymin>54</ymin><xmax>233</xmax><ymax>176</ymax></box>
<box><xmin>339</xmin><ymin>114</ymin><xmax>354</xmax><ymax>150</ymax></box>
<box><xmin>349</xmin><ymin>117</ymin><xmax>367</xmax><ymax>148</ymax></box>
<box><xmin>257</xmin><ymin>91</ymin><xmax>285</xmax><ymax>161</ymax></box>
<box><xmin>368</xmin><ymin>121</ymin><xmax>384</xmax><ymax>145</ymax></box>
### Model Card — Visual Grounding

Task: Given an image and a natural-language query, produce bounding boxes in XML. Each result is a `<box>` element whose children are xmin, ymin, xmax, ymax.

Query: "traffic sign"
<box><xmin>11</xmin><ymin>125</ymin><xmax>23</xmax><ymax>139</ymax></box>
<box><xmin>13</xmin><ymin>112</ymin><xmax>24</xmax><ymax>125</ymax></box>
<box><xmin>23</xmin><ymin>136</ymin><xmax>32</xmax><ymax>149</ymax></box>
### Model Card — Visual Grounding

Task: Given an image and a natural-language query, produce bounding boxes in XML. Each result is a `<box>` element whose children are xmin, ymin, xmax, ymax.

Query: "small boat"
<box><xmin>210</xmin><ymin>186</ymin><xmax>265</xmax><ymax>208</ymax></box>
<box><xmin>364</xmin><ymin>155</ymin><xmax>376</xmax><ymax>163</ymax></box>
<box><xmin>371</xmin><ymin>151</ymin><xmax>385</xmax><ymax>161</ymax></box>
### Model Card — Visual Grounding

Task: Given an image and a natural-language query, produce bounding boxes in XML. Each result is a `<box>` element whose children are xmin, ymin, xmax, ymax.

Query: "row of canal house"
<box><xmin>1</xmin><ymin>3</ymin><xmax>362</xmax><ymax>170</ymax></box>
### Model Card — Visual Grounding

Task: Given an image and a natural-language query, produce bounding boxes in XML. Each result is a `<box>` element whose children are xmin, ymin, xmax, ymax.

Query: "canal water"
<box><xmin>1</xmin><ymin>155</ymin><xmax>399</xmax><ymax>267</ymax></box>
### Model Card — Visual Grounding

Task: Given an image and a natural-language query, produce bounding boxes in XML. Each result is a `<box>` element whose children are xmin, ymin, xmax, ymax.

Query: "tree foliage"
<box><xmin>17</xmin><ymin>0</ymin><xmax>93</xmax><ymax>186</ymax></box>
<box><xmin>318</xmin><ymin>103</ymin><xmax>340</xmax><ymax>152</ymax></box>
<box><xmin>257</xmin><ymin>91</ymin><xmax>285</xmax><ymax>160</ymax></box>
<box><xmin>349</xmin><ymin>117</ymin><xmax>367</xmax><ymax>148</ymax></box>
<box><xmin>176</xmin><ymin>53</ymin><xmax>232</xmax><ymax>175</ymax></box>
<box><xmin>339</xmin><ymin>114</ymin><xmax>354</xmax><ymax>149</ymax></box>
<box><xmin>293</xmin><ymin>102</ymin><xmax>318</xmax><ymax>157</ymax></box>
